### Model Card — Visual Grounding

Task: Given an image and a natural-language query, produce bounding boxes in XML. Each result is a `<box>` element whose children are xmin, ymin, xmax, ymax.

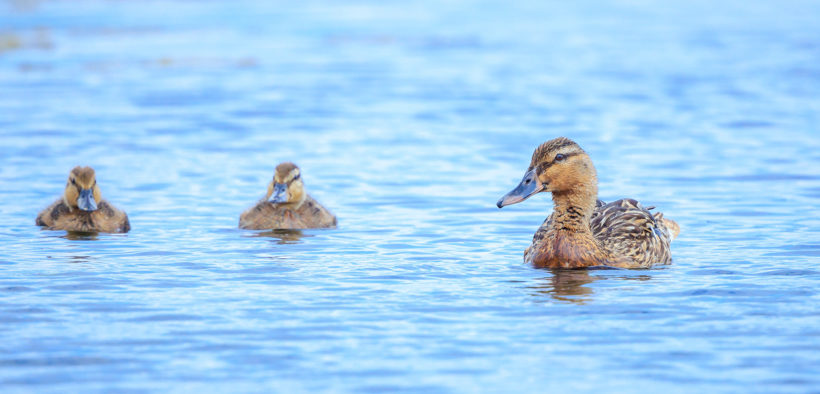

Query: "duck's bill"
<box><xmin>78</xmin><ymin>188</ymin><xmax>98</xmax><ymax>211</ymax></box>
<box><xmin>269</xmin><ymin>183</ymin><xmax>288</xmax><ymax>203</ymax></box>
<box><xmin>497</xmin><ymin>169</ymin><xmax>543</xmax><ymax>208</ymax></box>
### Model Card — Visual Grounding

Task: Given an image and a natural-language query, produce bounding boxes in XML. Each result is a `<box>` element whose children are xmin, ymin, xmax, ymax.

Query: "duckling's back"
<box><xmin>239</xmin><ymin>194</ymin><xmax>336</xmax><ymax>230</ymax></box>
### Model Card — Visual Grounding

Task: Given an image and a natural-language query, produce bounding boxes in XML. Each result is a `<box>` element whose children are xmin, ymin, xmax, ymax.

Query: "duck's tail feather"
<box><xmin>662</xmin><ymin>218</ymin><xmax>680</xmax><ymax>240</ymax></box>
<box><xmin>651</xmin><ymin>212</ymin><xmax>680</xmax><ymax>241</ymax></box>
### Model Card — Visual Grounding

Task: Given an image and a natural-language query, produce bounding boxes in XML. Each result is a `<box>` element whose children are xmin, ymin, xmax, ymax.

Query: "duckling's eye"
<box><xmin>554</xmin><ymin>154</ymin><xmax>566</xmax><ymax>162</ymax></box>
<box><xmin>70</xmin><ymin>178</ymin><xmax>76</xmax><ymax>185</ymax></box>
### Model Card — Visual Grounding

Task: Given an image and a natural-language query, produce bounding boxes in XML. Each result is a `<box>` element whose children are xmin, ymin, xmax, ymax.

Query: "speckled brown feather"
<box><xmin>36</xmin><ymin>199</ymin><xmax>130</xmax><ymax>233</ymax></box>
<box><xmin>590</xmin><ymin>199</ymin><xmax>675</xmax><ymax>268</ymax></box>
<box><xmin>524</xmin><ymin>198</ymin><xmax>677</xmax><ymax>269</ymax></box>
<box><xmin>239</xmin><ymin>194</ymin><xmax>336</xmax><ymax>230</ymax></box>
<box><xmin>524</xmin><ymin>217</ymin><xmax>630</xmax><ymax>269</ymax></box>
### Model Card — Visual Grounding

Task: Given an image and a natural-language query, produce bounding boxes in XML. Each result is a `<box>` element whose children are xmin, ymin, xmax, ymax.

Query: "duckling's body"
<box><xmin>36</xmin><ymin>199</ymin><xmax>130</xmax><ymax>233</ymax></box>
<box><xmin>240</xmin><ymin>195</ymin><xmax>336</xmax><ymax>230</ymax></box>
<box><xmin>36</xmin><ymin>166</ymin><xmax>130</xmax><ymax>233</ymax></box>
<box><xmin>239</xmin><ymin>162</ymin><xmax>337</xmax><ymax>230</ymax></box>
<box><xmin>498</xmin><ymin>137</ymin><xmax>678</xmax><ymax>269</ymax></box>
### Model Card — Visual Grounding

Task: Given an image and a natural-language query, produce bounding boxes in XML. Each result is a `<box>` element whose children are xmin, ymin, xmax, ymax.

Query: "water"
<box><xmin>2</xmin><ymin>0</ymin><xmax>820</xmax><ymax>392</ymax></box>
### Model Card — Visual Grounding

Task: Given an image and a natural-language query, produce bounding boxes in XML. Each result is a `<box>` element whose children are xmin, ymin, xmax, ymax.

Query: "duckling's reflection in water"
<box><xmin>528</xmin><ymin>269</ymin><xmax>652</xmax><ymax>304</ymax></box>
<box><xmin>249</xmin><ymin>229</ymin><xmax>312</xmax><ymax>245</ymax></box>
<box><xmin>62</xmin><ymin>231</ymin><xmax>99</xmax><ymax>241</ymax></box>
<box><xmin>67</xmin><ymin>255</ymin><xmax>95</xmax><ymax>264</ymax></box>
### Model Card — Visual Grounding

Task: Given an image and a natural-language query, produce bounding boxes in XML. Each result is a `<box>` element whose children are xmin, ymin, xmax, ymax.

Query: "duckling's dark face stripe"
<box><xmin>274</xmin><ymin>162</ymin><xmax>299</xmax><ymax>182</ymax></box>
<box><xmin>274</xmin><ymin>167</ymin><xmax>301</xmax><ymax>184</ymax></box>
<box><xmin>68</xmin><ymin>176</ymin><xmax>96</xmax><ymax>193</ymax></box>
<box><xmin>69</xmin><ymin>166</ymin><xmax>97</xmax><ymax>190</ymax></box>
<box><xmin>276</xmin><ymin>172</ymin><xmax>299</xmax><ymax>185</ymax></box>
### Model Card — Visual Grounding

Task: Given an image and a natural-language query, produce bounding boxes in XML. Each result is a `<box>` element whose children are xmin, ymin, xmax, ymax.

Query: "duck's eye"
<box><xmin>70</xmin><ymin>178</ymin><xmax>76</xmax><ymax>185</ymax></box>
<box><xmin>554</xmin><ymin>154</ymin><xmax>566</xmax><ymax>162</ymax></box>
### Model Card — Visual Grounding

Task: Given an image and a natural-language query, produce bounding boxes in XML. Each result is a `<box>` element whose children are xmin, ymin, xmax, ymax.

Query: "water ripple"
<box><xmin>2</xmin><ymin>0</ymin><xmax>820</xmax><ymax>392</ymax></box>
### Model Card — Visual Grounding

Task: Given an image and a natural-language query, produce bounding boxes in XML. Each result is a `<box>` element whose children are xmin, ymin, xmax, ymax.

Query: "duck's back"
<box><xmin>36</xmin><ymin>199</ymin><xmax>130</xmax><ymax>233</ymax></box>
<box><xmin>590</xmin><ymin>198</ymin><xmax>676</xmax><ymax>268</ymax></box>
<box><xmin>239</xmin><ymin>194</ymin><xmax>336</xmax><ymax>230</ymax></box>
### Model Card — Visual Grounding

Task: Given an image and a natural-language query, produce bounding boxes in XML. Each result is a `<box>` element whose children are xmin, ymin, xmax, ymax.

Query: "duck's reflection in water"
<box><xmin>528</xmin><ymin>269</ymin><xmax>652</xmax><ymax>304</ymax></box>
<box><xmin>249</xmin><ymin>229</ymin><xmax>312</xmax><ymax>245</ymax></box>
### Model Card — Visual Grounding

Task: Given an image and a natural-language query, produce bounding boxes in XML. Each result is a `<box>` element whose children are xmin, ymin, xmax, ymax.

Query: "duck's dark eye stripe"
<box><xmin>553</xmin><ymin>152</ymin><xmax>579</xmax><ymax>163</ymax></box>
<box><xmin>537</xmin><ymin>152</ymin><xmax>581</xmax><ymax>173</ymax></box>
<box><xmin>292</xmin><ymin>173</ymin><xmax>300</xmax><ymax>181</ymax></box>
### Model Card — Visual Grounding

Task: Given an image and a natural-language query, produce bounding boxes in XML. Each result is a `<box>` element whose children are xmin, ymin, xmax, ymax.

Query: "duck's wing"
<box><xmin>118</xmin><ymin>214</ymin><xmax>131</xmax><ymax>233</ymax></box>
<box><xmin>590</xmin><ymin>198</ymin><xmax>673</xmax><ymax>268</ymax></box>
<box><xmin>97</xmin><ymin>201</ymin><xmax>130</xmax><ymax>233</ymax></box>
<box><xmin>35</xmin><ymin>199</ymin><xmax>68</xmax><ymax>228</ymax></box>
<box><xmin>240</xmin><ymin>201</ymin><xmax>282</xmax><ymax>229</ymax></box>
<box><xmin>299</xmin><ymin>195</ymin><xmax>337</xmax><ymax>228</ymax></box>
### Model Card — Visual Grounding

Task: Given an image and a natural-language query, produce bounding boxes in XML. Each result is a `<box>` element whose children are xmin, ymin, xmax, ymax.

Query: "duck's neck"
<box><xmin>550</xmin><ymin>182</ymin><xmax>598</xmax><ymax>233</ymax></box>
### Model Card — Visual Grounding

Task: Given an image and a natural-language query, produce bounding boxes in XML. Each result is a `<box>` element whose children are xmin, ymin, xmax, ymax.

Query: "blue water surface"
<box><xmin>1</xmin><ymin>0</ymin><xmax>820</xmax><ymax>392</ymax></box>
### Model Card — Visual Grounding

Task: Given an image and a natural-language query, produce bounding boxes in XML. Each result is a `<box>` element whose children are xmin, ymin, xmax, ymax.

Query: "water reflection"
<box><xmin>528</xmin><ymin>270</ymin><xmax>653</xmax><ymax>304</ymax></box>
<box><xmin>61</xmin><ymin>231</ymin><xmax>99</xmax><ymax>241</ymax></box>
<box><xmin>3</xmin><ymin>0</ymin><xmax>820</xmax><ymax>390</ymax></box>
<box><xmin>528</xmin><ymin>270</ymin><xmax>600</xmax><ymax>304</ymax></box>
<box><xmin>66</xmin><ymin>255</ymin><xmax>95</xmax><ymax>264</ymax></box>
<box><xmin>247</xmin><ymin>229</ymin><xmax>311</xmax><ymax>245</ymax></box>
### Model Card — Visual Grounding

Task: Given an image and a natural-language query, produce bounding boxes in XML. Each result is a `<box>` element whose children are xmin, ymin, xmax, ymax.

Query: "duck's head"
<box><xmin>265</xmin><ymin>162</ymin><xmax>306</xmax><ymax>207</ymax></box>
<box><xmin>497</xmin><ymin>137</ymin><xmax>597</xmax><ymax>208</ymax></box>
<box><xmin>63</xmin><ymin>166</ymin><xmax>102</xmax><ymax>212</ymax></box>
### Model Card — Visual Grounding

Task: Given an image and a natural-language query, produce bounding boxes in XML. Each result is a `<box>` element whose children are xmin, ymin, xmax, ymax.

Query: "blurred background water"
<box><xmin>2</xmin><ymin>0</ymin><xmax>820</xmax><ymax>392</ymax></box>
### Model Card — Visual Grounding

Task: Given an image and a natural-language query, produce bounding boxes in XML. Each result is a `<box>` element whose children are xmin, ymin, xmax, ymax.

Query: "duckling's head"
<box><xmin>63</xmin><ymin>166</ymin><xmax>102</xmax><ymax>212</ymax></box>
<box><xmin>265</xmin><ymin>162</ymin><xmax>306</xmax><ymax>207</ymax></box>
<box><xmin>497</xmin><ymin>137</ymin><xmax>597</xmax><ymax>208</ymax></box>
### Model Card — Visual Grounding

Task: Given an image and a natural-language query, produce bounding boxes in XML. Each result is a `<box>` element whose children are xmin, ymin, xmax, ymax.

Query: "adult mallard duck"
<box><xmin>239</xmin><ymin>162</ymin><xmax>337</xmax><ymax>230</ymax></box>
<box><xmin>497</xmin><ymin>137</ymin><xmax>679</xmax><ymax>269</ymax></box>
<box><xmin>36</xmin><ymin>166</ymin><xmax>130</xmax><ymax>233</ymax></box>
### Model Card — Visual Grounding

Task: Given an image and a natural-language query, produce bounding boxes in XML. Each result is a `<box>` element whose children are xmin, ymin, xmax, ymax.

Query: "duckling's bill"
<box><xmin>78</xmin><ymin>188</ymin><xmax>97</xmax><ymax>211</ymax></box>
<box><xmin>497</xmin><ymin>168</ymin><xmax>544</xmax><ymax>208</ymax></box>
<box><xmin>269</xmin><ymin>183</ymin><xmax>287</xmax><ymax>203</ymax></box>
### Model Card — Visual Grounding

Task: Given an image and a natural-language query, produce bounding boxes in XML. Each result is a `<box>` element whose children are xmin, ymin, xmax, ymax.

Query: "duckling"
<box><xmin>239</xmin><ymin>162</ymin><xmax>337</xmax><ymax>230</ymax></box>
<box><xmin>36</xmin><ymin>166</ymin><xmax>130</xmax><ymax>233</ymax></box>
<box><xmin>497</xmin><ymin>137</ymin><xmax>679</xmax><ymax>269</ymax></box>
